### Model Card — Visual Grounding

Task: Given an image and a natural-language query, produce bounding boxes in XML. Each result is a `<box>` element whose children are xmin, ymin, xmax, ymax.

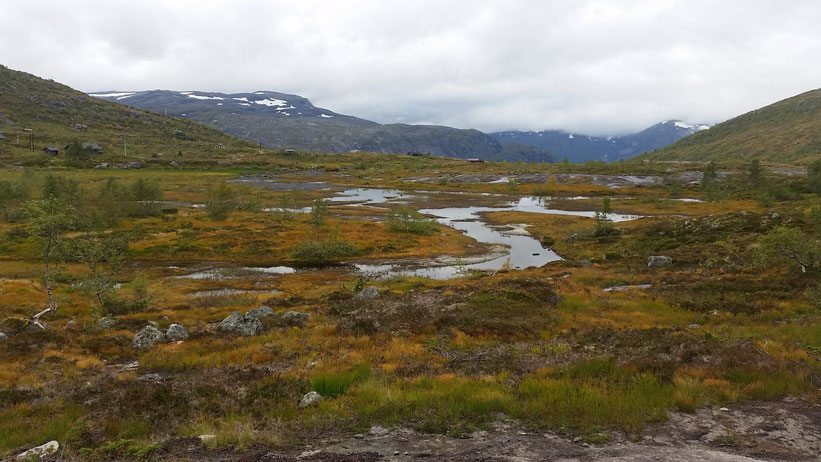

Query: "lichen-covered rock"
<box><xmin>299</xmin><ymin>391</ymin><xmax>322</xmax><ymax>408</ymax></box>
<box><xmin>132</xmin><ymin>325</ymin><xmax>165</xmax><ymax>350</ymax></box>
<box><xmin>246</xmin><ymin>305</ymin><xmax>274</xmax><ymax>319</ymax></box>
<box><xmin>16</xmin><ymin>440</ymin><xmax>59</xmax><ymax>460</ymax></box>
<box><xmin>355</xmin><ymin>286</ymin><xmax>380</xmax><ymax>301</ymax></box>
<box><xmin>165</xmin><ymin>323</ymin><xmax>189</xmax><ymax>342</ymax></box>
<box><xmin>647</xmin><ymin>255</ymin><xmax>673</xmax><ymax>268</ymax></box>
<box><xmin>0</xmin><ymin>332</ymin><xmax>8</xmax><ymax>342</ymax></box>
<box><xmin>282</xmin><ymin>311</ymin><xmax>309</xmax><ymax>327</ymax></box>
<box><xmin>217</xmin><ymin>311</ymin><xmax>263</xmax><ymax>336</ymax></box>
<box><xmin>96</xmin><ymin>317</ymin><xmax>117</xmax><ymax>330</ymax></box>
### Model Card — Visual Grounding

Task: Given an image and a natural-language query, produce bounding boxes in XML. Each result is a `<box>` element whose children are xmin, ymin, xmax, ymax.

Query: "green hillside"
<box><xmin>638</xmin><ymin>88</ymin><xmax>821</xmax><ymax>163</ymax></box>
<box><xmin>0</xmin><ymin>65</ymin><xmax>254</xmax><ymax>164</ymax></box>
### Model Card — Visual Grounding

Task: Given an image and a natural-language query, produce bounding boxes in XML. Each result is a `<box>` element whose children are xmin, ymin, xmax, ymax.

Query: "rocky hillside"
<box><xmin>0</xmin><ymin>65</ymin><xmax>251</xmax><ymax>161</ymax></box>
<box><xmin>91</xmin><ymin>90</ymin><xmax>554</xmax><ymax>162</ymax></box>
<box><xmin>491</xmin><ymin>120</ymin><xmax>711</xmax><ymax>163</ymax></box>
<box><xmin>637</xmin><ymin>88</ymin><xmax>821</xmax><ymax>163</ymax></box>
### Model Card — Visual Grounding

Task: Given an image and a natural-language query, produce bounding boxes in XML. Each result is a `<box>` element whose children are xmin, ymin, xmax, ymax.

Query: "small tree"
<box><xmin>0</xmin><ymin>178</ymin><xmax>27</xmax><ymax>222</ymax></box>
<box><xmin>757</xmin><ymin>226</ymin><xmax>820</xmax><ymax>274</ymax></box>
<box><xmin>65</xmin><ymin>139</ymin><xmax>87</xmax><ymax>162</ymax></box>
<box><xmin>67</xmin><ymin>233</ymin><xmax>130</xmax><ymax>311</ymax></box>
<box><xmin>808</xmin><ymin>160</ymin><xmax>821</xmax><ymax>193</ymax></box>
<box><xmin>748</xmin><ymin>159</ymin><xmax>764</xmax><ymax>189</ymax></box>
<box><xmin>701</xmin><ymin>161</ymin><xmax>717</xmax><ymax>189</ymax></box>
<box><xmin>310</xmin><ymin>198</ymin><xmax>328</xmax><ymax>229</ymax></box>
<box><xmin>205</xmin><ymin>183</ymin><xmax>237</xmax><ymax>221</ymax></box>
<box><xmin>24</xmin><ymin>197</ymin><xmax>77</xmax><ymax>327</ymax></box>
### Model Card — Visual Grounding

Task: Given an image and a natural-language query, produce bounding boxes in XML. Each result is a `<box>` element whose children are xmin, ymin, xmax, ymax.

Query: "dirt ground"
<box><xmin>146</xmin><ymin>397</ymin><xmax>819</xmax><ymax>462</ymax></box>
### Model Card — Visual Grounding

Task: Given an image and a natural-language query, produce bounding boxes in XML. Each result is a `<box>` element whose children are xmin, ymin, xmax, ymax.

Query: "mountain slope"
<box><xmin>0</xmin><ymin>65</ymin><xmax>252</xmax><ymax>161</ymax></box>
<box><xmin>638</xmin><ymin>88</ymin><xmax>821</xmax><ymax>163</ymax></box>
<box><xmin>491</xmin><ymin>120</ymin><xmax>710</xmax><ymax>163</ymax></box>
<box><xmin>91</xmin><ymin>90</ymin><xmax>554</xmax><ymax>162</ymax></box>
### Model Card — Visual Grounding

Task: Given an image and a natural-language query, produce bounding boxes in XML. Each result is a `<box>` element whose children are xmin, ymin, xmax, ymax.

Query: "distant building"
<box><xmin>467</xmin><ymin>158</ymin><xmax>484</xmax><ymax>163</ymax></box>
<box><xmin>43</xmin><ymin>146</ymin><xmax>59</xmax><ymax>156</ymax></box>
<box><xmin>215</xmin><ymin>144</ymin><xmax>225</xmax><ymax>149</ymax></box>
<box><xmin>349</xmin><ymin>149</ymin><xmax>362</xmax><ymax>153</ymax></box>
<box><xmin>284</xmin><ymin>149</ymin><xmax>296</xmax><ymax>155</ymax></box>
<box><xmin>64</xmin><ymin>142</ymin><xmax>103</xmax><ymax>154</ymax></box>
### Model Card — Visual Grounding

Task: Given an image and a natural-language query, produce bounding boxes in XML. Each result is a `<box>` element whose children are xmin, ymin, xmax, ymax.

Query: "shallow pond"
<box><xmin>192</xmin><ymin>179</ymin><xmax>646</xmax><ymax>280</ymax></box>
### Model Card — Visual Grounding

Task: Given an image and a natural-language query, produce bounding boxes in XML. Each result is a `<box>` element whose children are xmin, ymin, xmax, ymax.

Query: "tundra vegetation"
<box><xmin>0</xmin><ymin>152</ymin><xmax>818</xmax><ymax>460</ymax></box>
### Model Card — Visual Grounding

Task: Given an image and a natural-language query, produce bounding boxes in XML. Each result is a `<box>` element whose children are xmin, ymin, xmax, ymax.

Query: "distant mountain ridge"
<box><xmin>637</xmin><ymin>88</ymin><xmax>821</xmax><ymax>163</ymax></box>
<box><xmin>90</xmin><ymin>90</ymin><xmax>555</xmax><ymax>162</ymax></box>
<box><xmin>491</xmin><ymin>120</ymin><xmax>711</xmax><ymax>163</ymax></box>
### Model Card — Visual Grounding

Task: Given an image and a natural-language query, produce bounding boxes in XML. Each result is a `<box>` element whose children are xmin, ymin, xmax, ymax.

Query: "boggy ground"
<box><xmin>0</xmin><ymin>159</ymin><xmax>819</xmax><ymax>461</ymax></box>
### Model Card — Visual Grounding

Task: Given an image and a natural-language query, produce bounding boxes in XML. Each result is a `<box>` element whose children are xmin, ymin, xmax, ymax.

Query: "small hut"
<box><xmin>43</xmin><ymin>146</ymin><xmax>59</xmax><ymax>156</ymax></box>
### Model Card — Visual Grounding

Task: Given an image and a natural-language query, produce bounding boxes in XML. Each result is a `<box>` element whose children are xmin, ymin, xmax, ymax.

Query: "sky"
<box><xmin>1</xmin><ymin>0</ymin><xmax>820</xmax><ymax>135</ymax></box>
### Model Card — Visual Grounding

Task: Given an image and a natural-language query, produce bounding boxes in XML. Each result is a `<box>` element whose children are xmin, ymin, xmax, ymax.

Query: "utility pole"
<box><xmin>122</xmin><ymin>133</ymin><xmax>135</xmax><ymax>157</ymax></box>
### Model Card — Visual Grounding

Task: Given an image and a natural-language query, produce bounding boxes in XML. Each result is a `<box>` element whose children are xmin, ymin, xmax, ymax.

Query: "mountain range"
<box><xmin>90</xmin><ymin>89</ymin><xmax>710</xmax><ymax>163</ymax></box>
<box><xmin>89</xmin><ymin>90</ymin><xmax>553</xmax><ymax>162</ymax></box>
<box><xmin>490</xmin><ymin>120</ymin><xmax>711</xmax><ymax>163</ymax></box>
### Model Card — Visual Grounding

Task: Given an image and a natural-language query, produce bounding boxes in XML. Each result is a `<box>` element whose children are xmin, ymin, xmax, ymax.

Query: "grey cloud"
<box><xmin>1</xmin><ymin>0</ymin><xmax>820</xmax><ymax>135</ymax></box>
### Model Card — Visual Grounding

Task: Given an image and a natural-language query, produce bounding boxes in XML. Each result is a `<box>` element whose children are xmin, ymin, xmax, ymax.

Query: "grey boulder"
<box><xmin>647</xmin><ymin>255</ymin><xmax>673</xmax><ymax>268</ymax></box>
<box><xmin>16</xmin><ymin>440</ymin><xmax>59</xmax><ymax>461</ymax></box>
<box><xmin>217</xmin><ymin>311</ymin><xmax>264</xmax><ymax>336</ymax></box>
<box><xmin>299</xmin><ymin>391</ymin><xmax>322</xmax><ymax>408</ymax></box>
<box><xmin>132</xmin><ymin>325</ymin><xmax>166</xmax><ymax>350</ymax></box>
<box><xmin>165</xmin><ymin>323</ymin><xmax>189</xmax><ymax>342</ymax></box>
<box><xmin>282</xmin><ymin>311</ymin><xmax>309</xmax><ymax>327</ymax></box>
<box><xmin>246</xmin><ymin>305</ymin><xmax>274</xmax><ymax>319</ymax></box>
<box><xmin>96</xmin><ymin>317</ymin><xmax>118</xmax><ymax>330</ymax></box>
<box><xmin>355</xmin><ymin>286</ymin><xmax>380</xmax><ymax>301</ymax></box>
<box><xmin>0</xmin><ymin>332</ymin><xmax>7</xmax><ymax>342</ymax></box>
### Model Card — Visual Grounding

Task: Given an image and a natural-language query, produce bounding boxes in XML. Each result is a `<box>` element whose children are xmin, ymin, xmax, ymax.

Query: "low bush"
<box><xmin>386</xmin><ymin>207</ymin><xmax>438</xmax><ymax>235</ymax></box>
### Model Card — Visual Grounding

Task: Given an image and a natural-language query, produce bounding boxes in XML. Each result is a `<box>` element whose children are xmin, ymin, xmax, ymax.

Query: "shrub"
<box><xmin>205</xmin><ymin>183</ymin><xmax>237</xmax><ymax>221</ymax></box>
<box><xmin>290</xmin><ymin>238</ymin><xmax>359</xmax><ymax>264</ymax></box>
<box><xmin>311</xmin><ymin>365</ymin><xmax>372</xmax><ymax>397</ymax></box>
<box><xmin>386</xmin><ymin>207</ymin><xmax>438</xmax><ymax>235</ymax></box>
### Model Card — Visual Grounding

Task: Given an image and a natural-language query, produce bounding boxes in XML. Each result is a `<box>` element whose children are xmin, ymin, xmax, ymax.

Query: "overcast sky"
<box><xmin>2</xmin><ymin>0</ymin><xmax>820</xmax><ymax>135</ymax></box>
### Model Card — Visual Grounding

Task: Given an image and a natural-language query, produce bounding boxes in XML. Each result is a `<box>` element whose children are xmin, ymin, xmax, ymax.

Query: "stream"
<box><xmin>189</xmin><ymin>178</ymin><xmax>644</xmax><ymax>280</ymax></box>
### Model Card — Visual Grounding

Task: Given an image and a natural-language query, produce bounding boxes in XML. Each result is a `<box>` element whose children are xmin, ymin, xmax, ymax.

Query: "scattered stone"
<box><xmin>159</xmin><ymin>315</ymin><xmax>169</xmax><ymax>321</ymax></box>
<box><xmin>93</xmin><ymin>162</ymin><xmax>110</xmax><ymax>169</ymax></box>
<box><xmin>198</xmin><ymin>434</ymin><xmax>216</xmax><ymax>443</ymax></box>
<box><xmin>648</xmin><ymin>255</ymin><xmax>673</xmax><ymax>268</ymax></box>
<box><xmin>369</xmin><ymin>425</ymin><xmax>390</xmax><ymax>436</ymax></box>
<box><xmin>0</xmin><ymin>332</ymin><xmax>7</xmax><ymax>341</ymax></box>
<box><xmin>147</xmin><ymin>320</ymin><xmax>160</xmax><ymax>328</ymax></box>
<box><xmin>64</xmin><ymin>320</ymin><xmax>78</xmax><ymax>330</ymax></box>
<box><xmin>132</xmin><ymin>325</ymin><xmax>166</xmax><ymax>350</ymax></box>
<box><xmin>578</xmin><ymin>259</ymin><xmax>592</xmax><ymax>267</ymax></box>
<box><xmin>165</xmin><ymin>323</ymin><xmax>189</xmax><ymax>342</ymax></box>
<box><xmin>355</xmin><ymin>286</ymin><xmax>380</xmax><ymax>301</ymax></box>
<box><xmin>246</xmin><ymin>305</ymin><xmax>274</xmax><ymax>319</ymax></box>
<box><xmin>740</xmin><ymin>210</ymin><xmax>749</xmax><ymax>216</ymax></box>
<box><xmin>564</xmin><ymin>233</ymin><xmax>579</xmax><ymax>243</ymax></box>
<box><xmin>16</xmin><ymin>440</ymin><xmax>59</xmax><ymax>460</ymax></box>
<box><xmin>282</xmin><ymin>311</ymin><xmax>309</xmax><ymax>327</ymax></box>
<box><xmin>125</xmin><ymin>160</ymin><xmax>147</xmax><ymax>169</ymax></box>
<box><xmin>771</xmin><ymin>212</ymin><xmax>781</xmax><ymax>220</ymax></box>
<box><xmin>719</xmin><ymin>407</ymin><xmax>730</xmax><ymax>412</ymax></box>
<box><xmin>217</xmin><ymin>311</ymin><xmax>264</xmax><ymax>337</ymax></box>
<box><xmin>688</xmin><ymin>324</ymin><xmax>703</xmax><ymax>329</ymax></box>
<box><xmin>169</xmin><ymin>160</ymin><xmax>182</xmax><ymax>167</ymax></box>
<box><xmin>299</xmin><ymin>391</ymin><xmax>322</xmax><ymax>408</ymax></box>
<box><xmin>96</xmin><ymin>317</ymin><xmax>117</xmax><ymax>330</ymax></box>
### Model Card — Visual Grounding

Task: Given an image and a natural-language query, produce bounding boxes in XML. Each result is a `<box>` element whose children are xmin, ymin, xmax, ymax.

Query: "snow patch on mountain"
<box><xmin>255</xmin><ymin>98</ymin><xmax>288</xmax><ymax>107</ymax></box>
<box><xmin>90</xmin><ymin>92</ymin><xmax>135</xmax><ymax>99</ymax></box>
<box><xmin>186</xmin><ymin>94</ymin><xmax>224</xmax><ymax>100</ymax></box>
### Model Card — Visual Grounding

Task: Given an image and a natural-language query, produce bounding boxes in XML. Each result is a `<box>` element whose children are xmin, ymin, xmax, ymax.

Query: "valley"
<box><xmin>0</xmin><ymin>66</ymin><xmax>819</xmax><ymax>462</ymax></box>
